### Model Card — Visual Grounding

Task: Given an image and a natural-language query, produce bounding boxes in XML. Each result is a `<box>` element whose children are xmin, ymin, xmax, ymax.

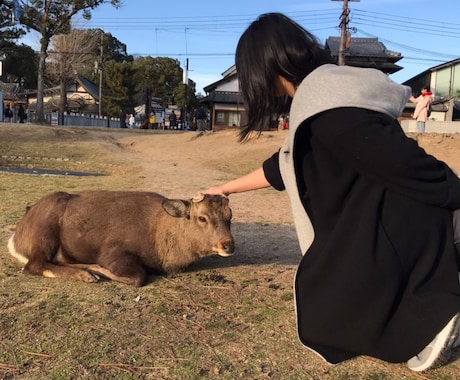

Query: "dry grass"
<box><xmin>1</xmin><ymin>124</ymin><xmax>460</xmax><ymax>379</ymax></box>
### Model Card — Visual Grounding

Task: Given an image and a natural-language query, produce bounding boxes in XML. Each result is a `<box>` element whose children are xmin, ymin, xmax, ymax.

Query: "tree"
<box><xmin>103</xmin><ymin>31</ymin><xmax>132</xmax><ymax>64</ymax></box>
<box><xmin>48</xmin><ymin>29</ymin><xmax>99</xmax><ymax>113</ymax></box>
<box><xmin>132</xmin><ymin>56</ymin><xmax>197</xmax><ymax>110</ymax></box>
<box><xmin>18</xmin><ymin>0</ymin><xmax>120</xmax><ymax>123</ymax></box>
<box><xmin>0</xmin><ymin>1</ymin><xmax>29</xmax><ymax>83</ymax></box>
<box><xmin>0</xmin><ymin>1</ymin><xmax>26</xmax><ymax>43</ymax></box>
<box><xmin>102</xmin><ymin>60</ymin><xmax>136</xmax><ymax>117</ymax></box>
<box><xmin>2</xmin><ymin>43</ymin><xmax>37</xmax><ymax>87</ymax></box>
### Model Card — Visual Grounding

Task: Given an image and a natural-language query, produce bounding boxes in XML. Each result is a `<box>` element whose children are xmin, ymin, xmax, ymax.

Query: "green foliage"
<box><xmin>101</xmin><ymin>56</ymin><xmax>199</xmax><ymax>117</ymax></box>
<box><xmin>78</xmin><ymin>29</ymin><xmax>133</xmax><ymax>69</ymax></box>
<box><xmin>19</xmin><ymin>0</ymin><xmax>121</xmax><ymax>36</ymax></box>
<box><xmin>1</xmin><ymin>43</ymin><xmax>37</xmax><ymax>86</ymax></box>
<box><xmin>104</xmin><ymin>31</ymin><xmax>133</xmax><ymax>63</ymax></box>
<box><xmin>102</xmin><ymin>60</ymin><xmax>137</xmax><ymax>116</ymax></box>
<box><xmin>0</xmin><ymin>1</ymin><xmax>26</xmax><ymax>40</ymax></box>
<box><xmin>132</xmin><ymin>56</ymin><xmax>184</xmax><ymax>107</ymax></box>
<box><xmin>0</xmin><ymin>1</ymin><xmax>30</xmax><ymax>84</ymax></box>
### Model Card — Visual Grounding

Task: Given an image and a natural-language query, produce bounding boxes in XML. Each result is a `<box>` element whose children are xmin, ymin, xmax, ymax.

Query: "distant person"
<box><xmin>169</xmin><ymin>110</ymin><xmax>177</xmax><ymax>129</ymax></box>
<box><xmin>119</xmin><ymin>109</ymin><xmax>127</xmax><ymax>128</ymax></box>
<box><xmin>194</xmin><ymin>107</ymin><xmax>207</xmax><ymax>131</ymax></box>
<box><xmin>149</xmin><ymin>111</ymin><xmax>156</xmax><ymax>129</ymax></box>
<box><xmin>409</xmin><ymin>87</ymin><xmax>432</xmax><ymax>133</ymax></box>
<box><xmin>139</xmin><ymin>117</ymin><xmax>149</xmax><ymax>129</ymax></box>
<box><xmin>277</xmin><ymin>114</ymin><xmax>285</xmax><ymax>131</ymax></box>
<box><xmin>128</xmin><ymin>114</ymin><xmax>135</xmax><ymax>128</ymax></box>
<box><xmin>18</xmin><ymin>105</ymin><xmax>26</xmax><ymax>123</ymax></box>
<box><xmin>4</xmin><ymin>105</ymin><xmax>13</xmax><ymax>122</ymax></box>
<box><xmin>283</xmin><ymin>115</ymin><xmax>289</xmax><ymax>129</ymax></box>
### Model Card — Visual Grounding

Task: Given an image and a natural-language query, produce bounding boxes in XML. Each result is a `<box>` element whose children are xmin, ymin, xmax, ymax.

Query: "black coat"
<box><xmin>264</xmin><ymin>107</ymin><xmax>460</xmax><ymax>363</ymax></box>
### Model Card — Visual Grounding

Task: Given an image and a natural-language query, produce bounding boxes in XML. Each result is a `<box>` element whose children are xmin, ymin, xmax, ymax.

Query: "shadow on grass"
<box><xmin>165</xmin><ymin>222</ymin><xmax>301</xmax><ymax>280</ymax></box>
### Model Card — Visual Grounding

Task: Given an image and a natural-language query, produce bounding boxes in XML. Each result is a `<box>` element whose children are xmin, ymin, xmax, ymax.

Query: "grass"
<box><xmin>1</xmin><ymin>125</ymin><xmax>459</xmax><ymax>379</ymax></box>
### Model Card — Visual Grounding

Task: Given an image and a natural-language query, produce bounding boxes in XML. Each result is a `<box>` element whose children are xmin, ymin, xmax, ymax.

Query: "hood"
<box><xmin>289</xmin><ymin>64</ymin><xmax>411</xmax><ymax>130</ymax></box>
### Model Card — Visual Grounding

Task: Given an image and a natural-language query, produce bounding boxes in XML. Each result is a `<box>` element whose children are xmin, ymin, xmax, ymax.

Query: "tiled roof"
<box><xmin>325</xmin><ymin>37</ymin><xmax>402</xmax><ymax>61</ymax></box>
<box><xmin>206</xmin><ymin>91</ymin><xmax>242</xmax><ymax>104</ymax></box>
<box><xmin>75</xmin><ymin>74</ymin><xmax>99</xmax><ymax>100</ymax></box>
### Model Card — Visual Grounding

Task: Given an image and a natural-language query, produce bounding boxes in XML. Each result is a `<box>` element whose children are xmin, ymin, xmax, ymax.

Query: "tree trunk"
<box><xmin>59</xmin><ymin>77</ymin><xmax>67</xmax><ymax>114</ymax></box>
<box><xmin>36</xmin><ymin>37</ymin><xmax>50</xmax><ymax>124</ymax></box>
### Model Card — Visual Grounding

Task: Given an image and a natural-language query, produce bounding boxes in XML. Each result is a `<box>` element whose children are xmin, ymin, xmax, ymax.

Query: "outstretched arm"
<box><xmin>202</xmin><ymin>167</ymin><xmax>271</xmax><ymax>196</ymax></box>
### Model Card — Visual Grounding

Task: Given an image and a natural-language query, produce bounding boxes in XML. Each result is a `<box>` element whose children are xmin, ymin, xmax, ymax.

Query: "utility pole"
<box><xmin>332</xmin><ymin>0</ymin><xmax>359</xmax><ymax>66</ymax></box>
<box><xmin>98</xmin><ymin>29</ymin><xmax>104</xmax><ymax>117</ymax></box>
<box><xmin>183</xmin><ymin>58</ymin><xmax>189</xmax><ymax>128</ymax></box>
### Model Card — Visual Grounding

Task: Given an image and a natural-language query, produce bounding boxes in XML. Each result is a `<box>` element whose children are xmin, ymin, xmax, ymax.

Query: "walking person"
<box><xmin>4</xmin><ymin>104</ymin><xmax>13</xmax><ymax>122</ymax></box>
<box><xmin>409</xmin><ymin>87</ymin><xmax>432</xmax><ymax>133</ymax></box>
<box><xmin>169</xmin><ymin>110</ymin><xmax>177</xmax><ymax>130</ymax></box>
<box><xmin>18</xmin><ymin>105</ymin><xmax>27</xmax><ymax>123</ymax></box>
<box><xmin>119</xmin><ymin>109</ymin><xmax>127</xmax><ymax>128</ymax></box>
<box><xmin>128</xmin><ymin>113</ymin><xmax>135</xmax><ymax>128</ymax></box>
<box><xmin>194</xmin><ymin>107</ymin><xmax>207</xmax><ymax>131</ymax></box>
<box><xmin>202</xmin><ymin>13</ymin><xmax>460</xmax><ymax>372</ymax></box>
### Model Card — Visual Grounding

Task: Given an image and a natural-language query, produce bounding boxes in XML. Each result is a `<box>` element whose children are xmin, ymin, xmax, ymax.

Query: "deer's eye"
<box><xmin>198</xmin><ymin>216</ymin><xmax>207</xmax><ymax>223</ymax></box>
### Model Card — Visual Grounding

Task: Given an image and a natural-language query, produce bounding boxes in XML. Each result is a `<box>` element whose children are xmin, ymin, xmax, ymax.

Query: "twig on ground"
<box><xmin>98</xmin><ymin>363</ymin><xmax>169</xmax><ymax>373</ymax></box>
<box><xmin>22</xmin><ymin>350</ymin><xmax>53</xmax><ymax>358</ymax></box>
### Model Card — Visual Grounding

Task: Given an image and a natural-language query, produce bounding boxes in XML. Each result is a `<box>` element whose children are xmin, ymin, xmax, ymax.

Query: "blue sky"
<box><xmin>37</xmin><ymin>0</ymin><xmax>460</xmax><ymax>94</ymax></box>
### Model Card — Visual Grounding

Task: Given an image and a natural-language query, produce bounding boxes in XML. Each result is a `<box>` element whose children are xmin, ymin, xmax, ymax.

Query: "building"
<box><xmin>202</xmin><ymin>66</ymin><xmax>245</xmax><ymax>132</ymax></box>
<box><xmin>402</xmin><ymin>57</ymin><xmax>460</xmax><ymax>122</ymax></box>
<box><xmin>325</xmin><ymin>37</ymin><xmax>403</xmax><ymax>74</ymax></box>
<box><xmin>26</xmin><ymin>74</ymin><xmax>99</xmax><ymax>115</ymax></box>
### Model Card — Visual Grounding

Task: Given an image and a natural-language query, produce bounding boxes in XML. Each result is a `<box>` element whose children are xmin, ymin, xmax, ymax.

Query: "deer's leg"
<box><xmin>23</xmin><ymin>259</ymin><xmax>100</xmax><ymax>283</ymax></box>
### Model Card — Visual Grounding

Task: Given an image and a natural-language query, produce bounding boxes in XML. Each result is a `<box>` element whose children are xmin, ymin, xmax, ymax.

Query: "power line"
<box><xmin>351</xmin><ymin>18</ymin><xmax>459</xmax><ymax>39</ymax></box>
<box><xmin>353</xmin><ymin>9</ymin><xmax>460</xmax><ymax>31</ymax></box>
<box><xmin>356</xmin><ymin>28</ymin><xmax>459</xmax><ymax>60</ymax></box>
<box><xmin>77</xmin><ymin>7</ymin><xmax>460</xmax><ymax>65</ymax></box>
<box><xmin>84</xmin><ymin>10</ymin><xmax>339</xmax><ymax>32</ymax></box>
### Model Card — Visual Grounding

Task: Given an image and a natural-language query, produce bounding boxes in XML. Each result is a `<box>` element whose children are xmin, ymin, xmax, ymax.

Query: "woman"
<box><xmin>409</xmin><ymin>87</ymin><xmax>433</xmax><ymax>133</ymax></box>
<box><xmin>203</xmin><ymin>13</ymin><xmax>460</xmax><ymax>372</ymax></box>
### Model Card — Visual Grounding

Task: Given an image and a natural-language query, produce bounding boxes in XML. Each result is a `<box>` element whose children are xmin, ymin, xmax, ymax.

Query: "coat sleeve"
<box><xmin>312</xmin><ymin>108</ymin><xmax>460</xmax><ymax>210</ymax></box>
<box><xmin>262</xmin><ymin>151</ymin><xmax>285</xmax><ymax>191</ymax></box>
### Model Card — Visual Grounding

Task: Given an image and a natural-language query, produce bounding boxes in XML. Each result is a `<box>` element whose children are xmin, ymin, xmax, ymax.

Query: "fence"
<box><xmin>11</xmin><ymin>111</ymin><xmax>120</xmax><ymax>128</ymax></box>
<box><xmin>44</xmin><ymin>112</ymin><xmax>120</xmax><ymax>128</ymax></box>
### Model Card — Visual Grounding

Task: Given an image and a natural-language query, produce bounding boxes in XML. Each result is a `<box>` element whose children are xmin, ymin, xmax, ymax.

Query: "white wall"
<box><xmin>215</xmin><ymin>78</ymin><xmax>239</xmax><ymax>92</ymax></box>
<box><xmin>400</xmin><ymin>119</ymin><xmax>460</xmax><ymax>133</ymax></box>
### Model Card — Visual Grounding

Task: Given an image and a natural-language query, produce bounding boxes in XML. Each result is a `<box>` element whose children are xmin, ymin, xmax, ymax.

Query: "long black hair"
<box><xmin>235</xmin><ymin>13</ymin><xmax>333</xmax><ymax>141</ymax></box>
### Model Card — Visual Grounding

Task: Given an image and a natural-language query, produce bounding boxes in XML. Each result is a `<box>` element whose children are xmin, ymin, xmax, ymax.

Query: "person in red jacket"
<box><xmin>409</xmin><ymin>87</ymin><xmax>433</xmax><ymax>133</ymax></box>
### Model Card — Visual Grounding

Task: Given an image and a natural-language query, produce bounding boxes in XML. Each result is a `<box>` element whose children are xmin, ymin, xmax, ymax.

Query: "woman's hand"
<box><xmin>201</xmin><ymin>186</ymin><xmax>229</xmax><ymax>196</ymax></box>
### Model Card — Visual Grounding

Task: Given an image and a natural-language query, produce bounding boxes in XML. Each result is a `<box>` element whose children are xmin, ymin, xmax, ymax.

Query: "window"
<box><xmin>453</xmin><ymin>63</ymin><xmax>460</xmax><ymax>98</ymax></box>
<box><xmin>434</xmin><ymin>67</ymin><xmax>452</xmax><ymax>100</ymax></box>
<box><xmin>228</xmin><ymin>112</ymin><xmax>241</xmax><ymax>127</ymax></box>
<box><xmin>214</xmin><ymin>111</ymin><xmax>241</xmax><ymax>126</ymax></box>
